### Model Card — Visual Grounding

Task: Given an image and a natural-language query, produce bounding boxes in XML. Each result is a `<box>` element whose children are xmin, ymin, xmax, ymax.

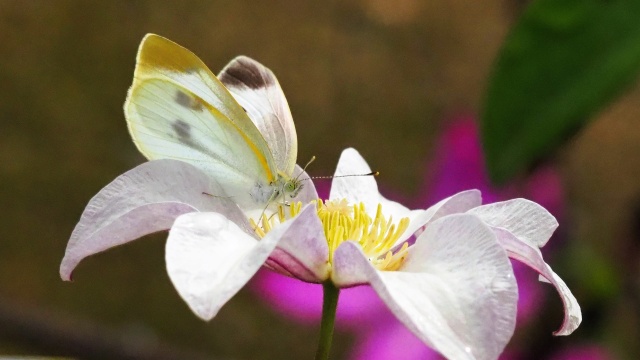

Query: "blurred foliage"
<box><xmin>482</xmin><ymin>0</ymin><xmax>640</xmax><ymax>184</ymax></box>
<box><xmin>0</xmin><ymin>1</ymin><xmax>639</xmax><ymax>359</ymax></box>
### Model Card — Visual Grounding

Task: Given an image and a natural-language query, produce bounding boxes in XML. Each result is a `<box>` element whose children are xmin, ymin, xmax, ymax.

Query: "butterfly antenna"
<box><xmin>297</xmin><ymin>171</ymin><xmax>380</xmax><ymax>181</ymax></box>
<box><xmin>294</xmin><ymin>155</ymin><xmax>378</xmax><ymax>181</ymax></box>
<box><xmin>311</xmin><ymin>171</ymin><xmax>379</xmax><ymax>180</ymax></box>
<box><xmin>295</xmin><ymin>156</ymin><xmax>316</xmax><ymax>181</ymax></box>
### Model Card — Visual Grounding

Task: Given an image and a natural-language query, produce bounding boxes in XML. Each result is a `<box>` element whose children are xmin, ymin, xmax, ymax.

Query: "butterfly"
<box><xmin>124</xmin><ymin>34</ymin><xmax>302</xmax><ymax>213</ymax></box>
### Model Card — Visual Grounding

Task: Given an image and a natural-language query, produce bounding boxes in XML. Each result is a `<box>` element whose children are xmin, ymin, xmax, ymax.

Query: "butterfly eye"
<box><xmin>285</xmin><ymin>181</ymin><xmax>297</xmax><ymax>192</ymax></box>
<box><xmin>286</xmin><ymin>180</ymin><xmax>304</xmax><ymax>199</ymax></box>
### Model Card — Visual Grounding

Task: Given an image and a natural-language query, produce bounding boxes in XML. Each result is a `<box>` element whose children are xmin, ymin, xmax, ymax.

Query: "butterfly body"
<box><xmin>125</xmin><ymin>34</ymin><xmax>299</xmax><ymax>212</ymax></box>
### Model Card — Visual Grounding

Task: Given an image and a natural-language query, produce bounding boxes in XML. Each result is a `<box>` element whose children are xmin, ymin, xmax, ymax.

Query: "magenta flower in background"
<box><xmin>251</xmin><ymin>116</ymin><xmax>571</xmax><ymax>358</ymax></box>
<box><xmin>547</xmin><ymin>345</ymin><xmax>613</xmax><ymax>360</ymax></box>
<box><xmin>422</xmin><ymin>116</ymin><xmax>564</xmax><ymax>226</ymax></box>
<box><xmin>502</xmin><ymin>343</ymin><xmax>615</xmax><ymax>360</ymax></box>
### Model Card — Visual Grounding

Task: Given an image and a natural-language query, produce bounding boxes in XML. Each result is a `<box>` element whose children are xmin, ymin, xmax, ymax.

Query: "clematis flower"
<box><xmin>60</xmin><ymin>147</ymin><xmax>580</xmax><ymax>360</ymax></box>
<box><xmin>253</xmin><ymin>118</ymin><xmax>567</xmax><ymax>341</ymax></box>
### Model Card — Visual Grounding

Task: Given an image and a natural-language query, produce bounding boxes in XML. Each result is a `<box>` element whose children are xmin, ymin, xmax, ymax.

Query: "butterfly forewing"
<box><xmin>125</xmin><ymin>34</ymin><xmax>279</xmax><ymax>210</ymax></box>
<box><xmin>219</xmin><ymin>56</ymin><xmax>298</xmax><ymax>176</ymax></box>
<box><xmin>128</xmin><ymin>79</ymin><xmax>265</xmax><ymax>197</ymax></box>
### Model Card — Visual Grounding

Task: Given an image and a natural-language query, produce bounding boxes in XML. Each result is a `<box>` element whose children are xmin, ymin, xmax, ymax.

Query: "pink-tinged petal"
<box><xmin>250</xmin><ymin>269</ymin><xmax>385</xmax><ymax>328</ymax></box>
<box><xmin>347</xmin><ymin>275</ymin><xmax>537</xmax><ymax>360</ymax></box>
<box><xmin>333</xmin><ymin>214</ymin><xmax>517</xmax><ymax>360</ymax></box>
<box><xmin>350</xmin><ymin>321</ymin><xmax>442</xmax><ymax>360</ymax></box>
<box><xmin>468</xmin><ymin>198</ymin><xmax>558</xmax><ymax>248</ymax></box>
<box><xmin>420</xmin><ymin>190</ymin><xmax>483</xmax><ymax>224</ymax></box>
<box><xmin>166</xmin><ymin>212</ymin><xmax>276</xmax><ymax>320</ymax></box>
<box><xmin>60</xmin><ymin>159</ymin><xmax>246</xmax><ymax>281</ymax></box>
<box><xmin>402</xmin><ymin>190</ymin><xmax>482</xmax><ymax>243</ymax></box>
<box><xmin>292</xmin><ymin>164</ymin><xmax>319</xmax><ymax>203</ymax></box>
<box><xmin>264</xmin><ymin>204</ymin><xmax>330</xmax><ymax>282</ymax></box>
<box><xmin>330</xmin><ymin>148</ymin><xmax>379</xmax><ymax>212</ymax></box>
<box><xmin>492</xmin><ymin>227</ymin><xmax>581</xmax><ymax>335</ymax></box>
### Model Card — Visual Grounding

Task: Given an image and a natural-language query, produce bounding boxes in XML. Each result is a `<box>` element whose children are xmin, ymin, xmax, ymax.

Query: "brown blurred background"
<box><xmin>1</xmin><ymin>1</ymin><xmax>639</xmax><ymax>359</ymax></box>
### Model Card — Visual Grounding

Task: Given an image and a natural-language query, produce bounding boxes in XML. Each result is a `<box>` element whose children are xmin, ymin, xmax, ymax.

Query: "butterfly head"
<box><xmin>284</xmin><ymin>177</ymin><xmax>304</xmax><ymax>199</ymax></box>
<box><xmin>274</xmin><ymin>172</ymin><xmax>304</xmax><ymax>201</ymax></box>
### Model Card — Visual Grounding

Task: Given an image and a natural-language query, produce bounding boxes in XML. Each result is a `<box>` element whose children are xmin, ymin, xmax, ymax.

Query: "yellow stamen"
<box><xmin>249</xmin><ymin>218</ymin><xmax>266</xmax><ymax>238</ymax></box>
<box><xmin>251</xmin><ymin>199</ymin><xmax>411</xmax><ymax>271</ymax></box>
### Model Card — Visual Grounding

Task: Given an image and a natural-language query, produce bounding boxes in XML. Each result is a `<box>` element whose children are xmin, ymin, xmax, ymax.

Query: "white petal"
<box><xmin>264</xmin><ymin>204</ymin><xmax>330</xmax><ymax>282</ymax></box>
<box><xmin>493</xmin><ymin>227</ymin><xmax>582</xmax><ymax>335</ymax></box>
<box><xmin>60</xmin><ymin>160</ymin><xmax>247</xmax><ymax>281</ymax></box>
<box><xmin>398</xmin><ymin>190</ymin><xmax>482</xmax><ymax>244</ymax></box>
<box><xmin>378</xmin><ymin>192</ymin><xmax>416</xmax><ymax>219</ymax></box>
<box><xmin>468</xmin><ymin>198</ymin><xmax>558</xmax><ymax>248</ymax></box>
<box><xmin>329</xmin><ymin>148</ymin><xmax>423</xmax><ymax>222</ymax></box>
<box><xmin>166</xmin><ymin>212</ymin><xmax>278</xmax><ymax>320</ymax></box>
<box><xmin>333</xmin><ymin>214</ymin><xmax>517</xmax><ymax>360</ymax></box>
<box><xmin>329</xmin><ymin>148</ymin><xmax>379</xmax><ymax>213</ymax></box>
<box><xmin>419</xmin><ymin>189</ymin><xmax>483</xmax><ymax>224</ymax></box>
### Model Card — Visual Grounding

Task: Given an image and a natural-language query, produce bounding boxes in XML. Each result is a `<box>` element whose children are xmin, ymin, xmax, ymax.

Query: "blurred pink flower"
<box><xmin>421</xmin><ymin>116</ymin><xmax>564</xmax><ymax>219</ymax></box>
<box><xmin>502</xmin><ymin>343</ymin><xmax>614</xmax><ymax>360</ymax></box>
<box><xmin>548</xmin><ymin>344</ymin><xmax>613</xmax><ymax>360</ymax></box>
<box><xmin>349</xmin><ymin>321</ymin><xmax>443</xmax><ymax>360</ymax></box>
<box><xmin>251</xmin><ymin>116</ymin><xmax>570</xmax><ymax>358</ymax></box>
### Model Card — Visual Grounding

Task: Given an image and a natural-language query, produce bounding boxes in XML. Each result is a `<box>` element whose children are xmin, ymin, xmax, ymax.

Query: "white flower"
<box><xmin>60</xmin><ymin>148</ymin><xmax>581</xmax><ymax>360</ymax></box>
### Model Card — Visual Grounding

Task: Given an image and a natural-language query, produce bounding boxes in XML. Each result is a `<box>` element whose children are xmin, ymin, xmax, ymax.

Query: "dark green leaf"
<box><xmin>482</xmin><ymin>0</ymin><xmax>640</xmax><ymax>184</ymax></box>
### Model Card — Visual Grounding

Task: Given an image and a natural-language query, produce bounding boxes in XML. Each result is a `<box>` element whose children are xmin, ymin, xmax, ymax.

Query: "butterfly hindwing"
<box><xmin>219</xmin><ymin>56</ymin><xmax>298</xmax><ymax>176</ymax></box>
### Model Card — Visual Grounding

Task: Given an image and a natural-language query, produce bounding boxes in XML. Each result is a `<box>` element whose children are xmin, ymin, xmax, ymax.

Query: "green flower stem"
<box><xmin>315</xmin><ymin>281</ymin><xmax>340</xmax><ymax>360</ymax></box>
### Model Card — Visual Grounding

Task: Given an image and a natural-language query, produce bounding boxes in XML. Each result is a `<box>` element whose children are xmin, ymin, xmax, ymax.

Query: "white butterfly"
<box><xmin>124</xmin><ymin>34</ymin><xmax>302</xmax><ymax>212</ymax></box>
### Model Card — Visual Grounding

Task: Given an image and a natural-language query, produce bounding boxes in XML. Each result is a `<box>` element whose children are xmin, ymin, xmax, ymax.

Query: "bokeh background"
<box><xmin>1</xmin><ymin>1</ymin><xmax>639</xmax><ymax>359</ymax></box>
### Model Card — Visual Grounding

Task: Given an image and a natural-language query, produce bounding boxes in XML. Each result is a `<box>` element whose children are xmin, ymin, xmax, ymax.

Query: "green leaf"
<box><xmin>482</xmin><ymin>0</ymin><xmax>640</xmax><ymax>184</ymax></box>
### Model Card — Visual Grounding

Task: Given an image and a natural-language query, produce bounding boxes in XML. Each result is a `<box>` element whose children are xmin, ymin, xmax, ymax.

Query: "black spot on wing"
<box><xmin>168</xmin><ymin>119</ymin><xmax>246</xmax><ymax>177</ymax></box>
<box><xmin>170</xmin><ymin>119</ymin><xmax>223</xmax><ymax>165</ymax></box>
<box><xmin>219</xmin><ymin>57</ymin><xmax>274</xmax><ymax>90</ymax></box>
<box><xmin>175</xmin><ymin>91</ymin><xmax>204</xmax><ymax>111</ymax></box>
<box><xmin>172</xmin><ymin>119</ymin><xmax>192</xmax><ymax>141</ymax></box>
<box><xmin>175</xmin><ymin>91</ymin><xmax>191</xmax><ymax>108</ymax></box>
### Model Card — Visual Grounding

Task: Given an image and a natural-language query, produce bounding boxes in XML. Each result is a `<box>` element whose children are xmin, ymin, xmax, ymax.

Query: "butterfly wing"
<box><xmin>219</xmin><ymin>56</ymin><xmax>298</xmax><ymax>176</ymax></box>
<box><xmin>124</xmin><ymin>34</ymin><xmax>278</xmax><ymax>210</ymax></box>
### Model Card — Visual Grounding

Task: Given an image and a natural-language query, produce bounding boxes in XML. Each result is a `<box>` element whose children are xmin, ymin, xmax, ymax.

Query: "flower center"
<box><xmin>251</xmin><ymin>199</ymin><xmax>411</xmax><ymax>271</ymax></box>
